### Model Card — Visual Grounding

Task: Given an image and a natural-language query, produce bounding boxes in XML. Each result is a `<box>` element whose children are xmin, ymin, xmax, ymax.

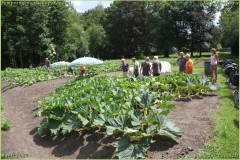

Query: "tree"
<box><xmin>47</xmin><ymin>1</ymin><xmax>71</xmax><ymax>61</ymax></box>
<box><xmin>220</xmin><ymin>1</ymin><xmax>239</xmax><ymax>55</ymax></box>
<box><xmin>65</xmin><ymin>23</ymin><xmax>89</xmax><ymax>60</ymax></box>
<box><xmin>1</xmin><ymin>2</ymin><xmax>52</xmax><ymax>68</ymax></box>
<box><xmin>86</xmin><ymin>24</ymin><xmax>106</xmax><ymax>58</ymax></box>
<box><xmin>80</xmin><ymin>4</ymin><xmax>107</xmax><ymax>30</ymax></box>
<box><xmin>105</xmin><ymin>1</ymin><xmax>146</xmax><ymax>58</ymax></box>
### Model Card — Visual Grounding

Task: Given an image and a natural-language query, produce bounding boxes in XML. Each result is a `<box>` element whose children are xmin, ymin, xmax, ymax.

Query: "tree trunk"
<box><xmin>191</xmin><ymin>38</ymin><xmax>194</xmax><ymax>57</ymax></box>
<box><xmin>20</xmin><ymin>50</ymin><xmax>23</xmax><ymax>68</ymax></box>
<box><xmin>199</xmin><ymin>42</ymin><xmax>202</xmax><ymax>57</ymax></box>
<box><xmin>163</xmin><ymin>49</ymin><xmax>169</xmax><ymax>58</ymax></box>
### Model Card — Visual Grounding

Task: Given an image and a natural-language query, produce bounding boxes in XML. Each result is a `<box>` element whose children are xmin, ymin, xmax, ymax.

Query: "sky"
<box><xmin>71</xmin><ymin>1</ymin><xmax>220</xmax><ymax>24</ymax></box>
<box><xmin>71</xmin><ymin>1</ymin><xmax>113</xmax><ymax>13</ymax></box>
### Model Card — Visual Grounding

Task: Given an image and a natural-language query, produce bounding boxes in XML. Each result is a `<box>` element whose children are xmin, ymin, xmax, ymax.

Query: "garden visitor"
<box><xmin>132</xmin><ymin>57</ymin><xmax>140</xmax><ymax>77</ymax></box>
<box><xmin>176</xmin><ymin>52</ymin><xmax>186</xmax><ymax>72</ymax></box>
<box><xmin>140</xmin><ymin>56</ymin><xmax>151</xmax><ymax>76</ymax></box>
<box><xmin>210</xmin><ymin>48</ymin><xmax>219</xmax><ymax>83</ymax></box>
<box><xmin>80</xmin><ymin>65</ymin><xmax>86</xmax><ymax>77</ymax></box>
<box><xmin>185</xmin><ymin>54</ymin><xmax>193</xmax><ymax>74</ymax></box>
<box><xmin>67</xmin><ymin>66</ymin><xmax>75</xmax><ymax>77</ymax></box>
<box><xmin>120</xmin><ymin>58</ymin><xmax>129</xmax><ymax>75</ymax></box>
<box><xmin>45</xmin><ymin>57</ymin><xmax>51</xmax><ymax>72</ymax></box>
<box><xmin>151</xmin><ymin>56</ymin><xmax>162</xmax><ymax>76</ymax></box>
<box><xmin>128</xmin><ymin>67</ymin><xmax>134</xmax><ymax>76</ymax></box>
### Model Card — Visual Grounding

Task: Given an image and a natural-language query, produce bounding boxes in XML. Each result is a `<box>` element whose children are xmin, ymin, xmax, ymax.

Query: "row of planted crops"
<box><xmin>37</xmin><ymin>74</ymin><xmax>217</xmax><ymax>158</ymax></box>
<box><xmin>1</xmin><ymin>60</ymin><xmax>122</xmax><ymax>86</ymax></box>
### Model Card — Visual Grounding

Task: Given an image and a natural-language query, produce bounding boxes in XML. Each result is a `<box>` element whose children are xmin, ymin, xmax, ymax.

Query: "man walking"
<box><xmin>140</xmin><ymin>56</ymin><xmax>151</xmax><ymax>76</ymax></box>
<box><xmin>132</xmin><ymin>57</ymin><xmax>140</xmax><ymax>77</ymax></box>
<box><xmin>120</xmin><ymin>58</ymin><xmax>129</xmax><ymax>75</ymax></box>
<box><xmin>176</xmin><ymin>52</ymin><xmax>186</xmax><ymax>72</ymax></box>
<box><xmin>151</xmin><ymin>56</ymin><xmax>162</xmax><ymax>76</ymax></box>
<box><xmin>45</xmin><ymin>57</ymin><xmax>51</xmax><ymax>72</ymax></box>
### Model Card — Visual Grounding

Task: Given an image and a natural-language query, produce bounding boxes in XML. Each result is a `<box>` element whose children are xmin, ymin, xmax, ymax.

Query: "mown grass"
<box><xmin>197</xmin><ymin>62</ymin><xmax>239</xmax><ymax>158</ymax></box>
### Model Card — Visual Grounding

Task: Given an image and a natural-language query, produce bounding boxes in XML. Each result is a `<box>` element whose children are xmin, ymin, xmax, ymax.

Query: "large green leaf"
<box><xmin>115</xmin><ymin>136</ymin><xmax>152</xmax><ymax>159</ymax></box>
<box><xmin>106</xmin><ymin>116</ymin><xmax>131</xmax><ymax>135</ymax></box>
<box><xmin>77</xmin><ymin>113</ymin><xmax>89</xmax><ymax>126</ymax></box>
<box><xmin>129</xmin><ymin>110</ymin><xmax>143</xmax><ymax>126</ymax></box>
<box><xmin>135</xmin><ymin>92</ymin><xmax>155</xmax><ymax>107</ymax></box>
<box><xmin>38</xmin><ymin>118</ymin><xmax>48</xmax><ymax>135</ymax></box>
<box><xmin>48</xmin><ymin>119</ymin><xmax>62</xmax><ymax>135</ymax></box>
<box><xmin>48</xmin><ymin>108</ymin><xmax>65</xmax><ymax>120</ymax></box>
<box><xmin>61</xmin><ymin>114</ymin><xmax>80</xmax><ymax>134</ymax></box>
<box><xmin>92</xmin><ymin>114</ymin><xmax>106</xmax><ymax>127</ymax></box>
<box><xmin>156</xmin><ymin>115</ymin><xmax>182</xmax><ymax>139</ymax></box>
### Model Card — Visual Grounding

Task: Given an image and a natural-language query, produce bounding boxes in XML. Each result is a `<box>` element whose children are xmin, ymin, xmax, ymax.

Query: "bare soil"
<box><xmin>1</xmin><ymin>74</ymin><xmax>220</xmax><ymax>159</ymax></box>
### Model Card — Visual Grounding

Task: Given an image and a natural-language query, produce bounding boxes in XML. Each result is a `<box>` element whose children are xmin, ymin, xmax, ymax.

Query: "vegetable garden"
<box><xmin>1</xmin><ymin>54</ymin><xmax>239</xmax><ymax>159</ymax></box>
<box><xmin>1</xmin><ymin>60</ymin><xmax>122</xmax><ymax>86</ymax></box>
<box><xmin>37</xmin><ymin>74</ymin><xmax>217</xmax><ymax>158</ymax></box>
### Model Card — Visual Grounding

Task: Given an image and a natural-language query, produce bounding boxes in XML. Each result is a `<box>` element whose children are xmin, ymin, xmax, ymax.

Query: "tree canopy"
<box><xmin>1</xmin><ymin>0</ymin><xmax>238</xmax><ymax>69</ymax></box>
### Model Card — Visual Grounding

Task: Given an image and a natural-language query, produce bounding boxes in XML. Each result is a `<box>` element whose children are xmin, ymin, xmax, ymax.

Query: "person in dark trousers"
<box><xmin>151</xmin><ymin>56</ymin><xmax>162</xmax><ymax>76</ymax></box>
<box><xmin>140</xmin><ymin>56</ymin><xmax>151</xmax><ymax>76</ymax></box>
<box><xmin>66</xmin><ymin>66</ymin><xmax>75</xmax><ymax>77</ymax></box>
<box><xmin>80</xmin><ymin>65</ymin><xmax>86</xmax><ymax>77</ymax></box>
<box><xmin>176</xmin><ymin>52</ymin><xmax>186</xmax><ymax>72</ymax></box>
<box><xmin>45</xmin><ymin>57</ymin><xmax>51</xmax><ymax>72</ymax></box>
<box><xmin>120</xmin><ymin>58</ymin><xmax>129</xmax><ymax>75</ymax></box>
<box><xmin>132</xmin><ymin>57</ymin><xmax>140</xmax><ymax>77</ymax></box>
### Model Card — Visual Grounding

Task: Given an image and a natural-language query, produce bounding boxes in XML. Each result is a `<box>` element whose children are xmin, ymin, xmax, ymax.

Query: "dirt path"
<box><xmin>1</xmin><ymin>76</ymin><xmax>220</xmax><ymax>159</ymax></box>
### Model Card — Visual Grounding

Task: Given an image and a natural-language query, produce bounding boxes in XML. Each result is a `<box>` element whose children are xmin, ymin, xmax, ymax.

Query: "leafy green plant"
<box><xmin>37</xmin><ymin>74</ymin><xmax>216</xmax><ymax>159</ymax></box>
<box><xmin>1</xmin><ymin>120</ymin><xmax>11</xmax><ymax>131</ymax></box>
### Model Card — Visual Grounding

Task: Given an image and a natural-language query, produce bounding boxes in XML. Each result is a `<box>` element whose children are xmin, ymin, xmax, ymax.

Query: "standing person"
<box><xmin>176</xmin><ymin>52</ymin><xmax>186</xmax><ymax>72</ymax></box>
<box><xmin>80</xmin><ymin>65</ymin><xmax>86</xmax><ymax>77</ymax></box>
<box><xmin>210</xmin><ymin>48</ymin><xmax>219</xmax><ymax>83</ymax></box>
<box><xmin>45</xmin><ymin>57</ymin><xmax>51</xmax><ymax>72</ymax></box>
<box><xmin>66</xmin><ymin>66</ymin><xmax>75</xmax><ymax>77</ymax></box>
<box><xmin>132</xmin><ymin>57</ymin><xmax>140</xmax><ymax>77</ymax></box>
<box><xmin>140</xmin><ymin>56</ymin><xmax>151</xmax><ymax>76</ymax></box>
<box><xmin>185</xmin><ymin>54</ymin><xmax>193</xmax><ymax>74</ymax></box>
<box><xmin>151</xmin><ymin>56</ymin><xmax>162</xmax><ymax>76</ymax></box>
<box><xmin>120</xmin><ymin>58</ymin><xmax>129</xmax><ymax>75</ymax></box>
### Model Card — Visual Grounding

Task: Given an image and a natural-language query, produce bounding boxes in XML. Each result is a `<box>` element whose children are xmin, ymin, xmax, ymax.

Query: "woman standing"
<box><xmin>210</xmin><ymin>48</ymin><xmax>219</xmax><ymax>83</ymax></box>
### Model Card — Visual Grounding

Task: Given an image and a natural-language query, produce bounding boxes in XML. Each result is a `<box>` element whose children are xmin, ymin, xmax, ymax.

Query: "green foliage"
<box><xmin>1</xmin><ymin>1</ymin><xmax>71</xmax><ymax>69</ymax></box>
<box><xmin>1</xmin><ymin>67</ymin><xmax>69</xmax><ymax>86</ymax></box>
<box><xmin>197</xmin><ymin>70</ymin><xmax>239</xmax><ymax>159</ymax></box>
<box><xmin>1</xmin><ymin>98</ymin><xmax>11</xmax><ymax>131</ymax></box>
<box><xmin>80</xmin><ymin>4</ymin><xmax>106</xmax><ymax>29</ymax></box>
<box><xmin>220</xmin><ymin>1</ymin><xmax>239</xmax><ymax>55</ymax></box>
<box><xmin>37</xmin><ymin>74</ymin><xmax>216</xmax><ymax>158</ymax></box>
<box><xmin>86</xmin><ymin>24</ymin><xmax>107</xmax><ymax>58</ymax></box>
<box><xmin>2</xmin><ymin>1</ymin><xmax>225</xmax><ymax>69</ymax></box>
<box><xmin>1</xmin><ymin>120</ymin><xmax>11</xmax><ymax>131</ymax></box>
<box><xmin>105</xmin><ymin>1</ymin><xmax>146</xmax><ymax>57</ymax></box>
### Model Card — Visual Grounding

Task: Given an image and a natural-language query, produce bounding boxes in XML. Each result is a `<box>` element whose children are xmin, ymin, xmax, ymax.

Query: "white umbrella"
<box><xmin>51</xmin><ymin>61</ymin><xmax>70</xmax><ymax>68</ymax></box>
<box><xmin>69</xmin><ymin>57</ymin><xmax>103</xmax><ymax>67</ymax></box>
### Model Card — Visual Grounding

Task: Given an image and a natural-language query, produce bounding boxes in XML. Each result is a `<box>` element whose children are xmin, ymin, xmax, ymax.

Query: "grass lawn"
<box><xmin>151</xmin><ymin>51</ymin><xmax>239</xmax><ymax>159</ymax></box>
<box><xmin>197</xmin><ymin>69</ymin><xmax>239</xmax><ymax>159</ymax></box>
<box><xmin>197</xmin><ymin>53</ymin><xmax>239</xmax><ymax>158</ymax></box>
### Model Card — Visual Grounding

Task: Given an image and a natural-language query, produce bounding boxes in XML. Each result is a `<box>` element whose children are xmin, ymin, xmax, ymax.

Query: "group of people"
<box><xmin>176</xmin><ymin>53</ymin><xmax>193</xmax><ymax>74</ymax></box>
<box><xmin>176</xmin><ymin>48</ymin><xmax>219</xmax><ymax>83</ymax></box>
<box><xmin>120</xmin><ymin>56</ymin><xmax>162</xmax><ymax>77</ymax></box>
<box><xmin>45</xmin><ymin>48</ymin><xmax>219</xmax><ymax>82</ymax></box>
<box><xmin>120</xmin><ymin>48</ymin><xmax>219</xmax><ymax>83</ymax></box>
<box><xmin>65</xmin><ymin>65</ymin><xmax>86</xmax><ymax>77</ymax></box>
<box><xmin>44</xmin><ymin>57</ymin><xmax>86</xmax><ymax>77</ymax></box>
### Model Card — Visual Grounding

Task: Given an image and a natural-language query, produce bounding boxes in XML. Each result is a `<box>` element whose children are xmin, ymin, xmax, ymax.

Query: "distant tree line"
<box><xmin>1</xmin><ymin>0</ymin><xmax>239</xmax><ymax>69</ymax></box>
